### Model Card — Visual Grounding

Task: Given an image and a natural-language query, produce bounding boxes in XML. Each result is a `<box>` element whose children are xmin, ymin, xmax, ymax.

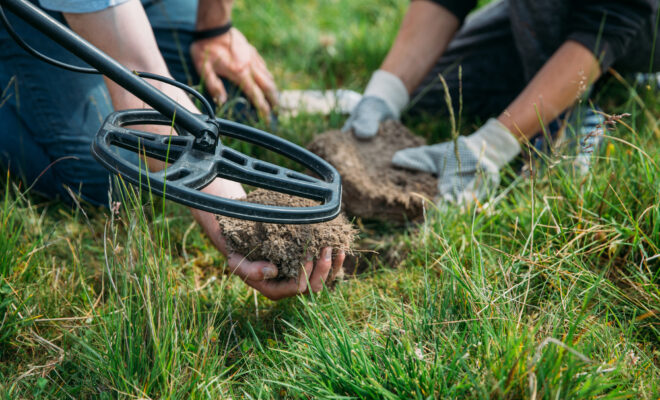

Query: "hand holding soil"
<box><xmin>217</xmin><ymin>189</ymin><xmax>356</xmax><ymax>286</ymax></box>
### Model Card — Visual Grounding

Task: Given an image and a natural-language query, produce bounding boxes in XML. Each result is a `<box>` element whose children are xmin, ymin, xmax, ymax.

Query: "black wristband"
<box><xmin>192</xmin><ymin>21</ymin><xmax>233</xmax><ymax>41</ymax></box>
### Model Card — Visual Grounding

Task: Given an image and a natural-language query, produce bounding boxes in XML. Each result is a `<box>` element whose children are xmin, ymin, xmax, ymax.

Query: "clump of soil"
<box><xmin>216</xmin><ymin>189</ymin><xmax>356</xmax><ymax>279</ymax></box>
<box><xmin>308</xmin><ymin>121</ymin><xmax>437</xmax><ymax>222</ymax></box>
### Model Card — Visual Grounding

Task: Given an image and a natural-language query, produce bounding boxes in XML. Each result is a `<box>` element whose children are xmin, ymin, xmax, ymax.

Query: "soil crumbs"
<box><xmin>217</xmin><ymin>189</ymin><xmax>356</xmax><ymax>279</ymax></box>
<box><xmin>308</xmin><ymin>121</ymin><xmax>437</xmax><ymax>222</ymax></box>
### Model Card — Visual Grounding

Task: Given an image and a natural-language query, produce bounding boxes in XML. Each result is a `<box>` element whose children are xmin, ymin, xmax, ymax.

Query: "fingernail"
<box><xmin>263</xmin><ymin>265</ymin><xmax>278</xmax><ymax>279</ymax></box>
<box><xmin>305</xmin><ymin>254</ymin><xmax>314</xmax><ymax>263</ymax></box>
<box><xmin>324</xmin><ymin>248</ymin><xmax>332</xmax><ymax>261</ymax></box>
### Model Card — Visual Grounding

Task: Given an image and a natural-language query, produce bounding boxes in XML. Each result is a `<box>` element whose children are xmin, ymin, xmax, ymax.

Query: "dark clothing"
<box><xmin>425</xmin><ymin>0</ymin><xmax>475</xmax><ymax>21</ymax></box>
<box><xmin>424</xmin><ymin>0</ymin><xmax>660</xmax><ymax>76</ymax></box>
<box><xmin>408</xmin><ymin>0</ymin><xmax>660</xmax><ymax>120</ymax></box>
<box><xmin>408</xmin><ymin>1</ymin><xmax>524</xmax><ymax>118</ymax></box>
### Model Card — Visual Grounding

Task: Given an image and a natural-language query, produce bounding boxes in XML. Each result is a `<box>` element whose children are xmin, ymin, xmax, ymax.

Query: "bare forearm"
<box><xmin>498</xmin><ymin>40</ymin><xmax>601</xmax><ymax>141</ymax></box>
<box><xmin>196</xmin><ymin>0</ymin><xmax>233</xmax><ymax>29</ymax></box>
<box><xmin>64</xmin><ymin>0</ymin><xmax>245</xmax><ymax>203</ymax></box>
<box><xmin>381</xmin><ymin>0</ymin><xmax>459</xmax><ymax>93</ymax></box>
<box><xmin>64</xmin><ymin>0</ymin><xmax>197</xmax><ymax>114</ymax></box>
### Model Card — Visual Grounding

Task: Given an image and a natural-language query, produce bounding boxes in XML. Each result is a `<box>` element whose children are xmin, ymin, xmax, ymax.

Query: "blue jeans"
<box><xmin>0</xmin><ymin>0</ymin><xmax>252</xmax><ymax>206</ymax></box>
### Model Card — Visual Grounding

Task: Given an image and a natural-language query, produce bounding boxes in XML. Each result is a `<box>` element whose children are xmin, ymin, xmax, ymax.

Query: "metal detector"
<box><xmin>0</xmin><ymin>0</ymin><xmax>341</xmax><ymax>224</ymax></box>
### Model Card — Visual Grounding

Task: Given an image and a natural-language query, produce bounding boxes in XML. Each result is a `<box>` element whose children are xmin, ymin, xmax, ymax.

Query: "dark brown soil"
<box><xmin>308</xmin><ymin>121</ymin><xmax>437</xmax><ymax>222</ymax></box>
<box><xmin>216</xmin><ymin>189</ymin><xmax>356</xmax><ymax>279</ymax></box>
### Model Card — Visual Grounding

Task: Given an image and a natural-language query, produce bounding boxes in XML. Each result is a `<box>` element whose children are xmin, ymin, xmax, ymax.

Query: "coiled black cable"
<box><xmin>0</xmin><ymin>3</ymin><xmax>97</xmax><ymax>74</ymax></box>
<box><xmin>134</xmin><ymin>71</ymin><xmax>215</xmax><ymax>119</ymax></box>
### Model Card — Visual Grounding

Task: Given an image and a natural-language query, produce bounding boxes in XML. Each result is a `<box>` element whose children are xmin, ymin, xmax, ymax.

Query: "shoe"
<box><xmin>572</xmin><ymin>106</ymin><xmax>605</xmax><ymax>175</ymax></box>
<box><xmin>635</xmin><ymin>72</ymin><xmax>660</xmax><ymax>90</ymax></box>
<box><xmin>531</xmin><ymin>104</ymin><xmax>604</xmax><ymax>175</ymax></box>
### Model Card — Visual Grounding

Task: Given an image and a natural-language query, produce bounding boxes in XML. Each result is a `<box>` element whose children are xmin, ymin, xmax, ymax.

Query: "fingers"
<box><xmin>342</xmin><ymin>108</ymin><xmax>381</xmax><ymax>139</ymax></box>
<box><xmin>202</xmin><ymin>58</ymin><xmax>228</xmax><ymax>105</ymax></box>
<box><xmin>245</xmin><ymin>278</ymin><xmax>299</xmax><ymax>301</ymax></box>
<box><xmin>251</xmin><ymin>65</ymin><xmax>278</xmax><ymax>110</ymax></box>
<box><xmin>233</xmin><ymin>248</ymin><xmax>344</xmax><ymax>301</ymax></box>
<box><xmin>391</xmin><ymin>143</ymin><xmax>445</xmax><ymax>174</ymax></box>
<box><xmin>341</xmin><ymin>115</ymin><xmax>356</xmax><ymax>133</ymax></box>
<box><xmin>227</xmin><ymin>253</ymin><xmax>279</xmax><ymax>281</ymax></box>
<box><xmin>344</xmin><ymin>97</ymin><xmax>395</xmax><ymax>139</ymax></box>
<box><xmin>298</xmin><ymin>254</ymin><xmax>316</xmax><ymax>294</ymax></box>
<box><xmin>253</xmin><ymin>51</ymin><xmax>272</xmax><ymax>79</ymax></box>
<box><xmin>351</xmin><ymin>114</ymin><xmax>382</xmax><ymax>139</ymax></box>
<box><xmin>251</xmin><ymin>52</ymin><xmax>279</xmax><ymax>108</ymax></box>
<box><xmin>305</xmin><ymin>248</ymin><xmax>333</xmax><ymax>294</ymax></box>
<box><xmin>192</xmin><ymin>31</ymin><xmax>277</xmax><ymax>120</ymax></box>
<box><xmin>237</xmin><ymin>68</ymin><xmax>271</xmax><ymax>118</ymax></box>
<box><xmin>329</xmin><ymin>250</ymin><xmax>345</xmax><ymax>282</ymax></box>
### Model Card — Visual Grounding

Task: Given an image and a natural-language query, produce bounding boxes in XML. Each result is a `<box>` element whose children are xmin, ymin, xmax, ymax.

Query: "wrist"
<box><xmin>191</xmin><ymin>178</ymin><xmax>246</xmax><ymax>255</ymax></box>
<box><xmin>192</xmin><ymin>21</ymin><xmax>233</xmax><ymax>42</ymax></box>
<box><xmin>196</xmin><ymin>0</ymin><xmax>233</xmax><ymax>30</ymax></box>
<box><xmin>465</xmin><ymin>118</ymin><xmax>521</xmax><ymax>169</ymax></box>
<box><xmin>364</xmin><ymin>70</ymin><xmax>409</xmax><ymax>119</ymax></box>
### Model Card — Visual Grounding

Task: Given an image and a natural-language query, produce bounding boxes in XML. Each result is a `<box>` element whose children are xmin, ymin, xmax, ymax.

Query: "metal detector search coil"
<box><xmin>92</xmin><ymin>110</ymin><xmax>342</xmax><ymax>224</ymax></box>
<box><xmin>1</xmin><ymin>0</ymin><xmax>342</xmax><ymax>224</ymax></box>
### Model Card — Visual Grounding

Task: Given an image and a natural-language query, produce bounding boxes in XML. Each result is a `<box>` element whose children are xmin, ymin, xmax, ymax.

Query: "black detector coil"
<box><xmin>92</xmin><ymin>110</ymin><xmax>341</xmax><ymax>223</ymax></box>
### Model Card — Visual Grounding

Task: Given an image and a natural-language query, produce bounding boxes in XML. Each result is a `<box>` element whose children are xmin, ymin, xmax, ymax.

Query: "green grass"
<box><xmin>1</xmin><ymin>0</ymin><xmax>660</xmax><ymax>398</ymax></box>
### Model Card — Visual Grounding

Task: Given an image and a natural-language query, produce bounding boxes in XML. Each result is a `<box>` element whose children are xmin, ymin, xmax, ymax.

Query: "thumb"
<box><xmin>351</xmin><ymin>114</ymin><xmax>381</xmax><ymax>139</ymax></box>
<box><xmin>341</xmin><ymin>114</ymin><xmax>356</xmax><ymax>133</ymax></box>
<box><xmin>391</xmin><ymin>145</ymin><xmax>438</xmax><ymax>174</ymax></box>
<box><xmin>227</xmin><ymin>253</ymin><xmax>279</xmax><ymax>281</ymax></box>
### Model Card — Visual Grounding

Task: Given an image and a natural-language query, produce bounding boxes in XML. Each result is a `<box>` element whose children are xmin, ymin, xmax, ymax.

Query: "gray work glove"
<box><xmin>342</xmin><ymin>70</ymin><xmax>409</xmax><ymax>139</ymax></box>
<box><xmin>392</xmin><ymin>118</ymin><xmax>521</xmax><ymax>205</ymax></box>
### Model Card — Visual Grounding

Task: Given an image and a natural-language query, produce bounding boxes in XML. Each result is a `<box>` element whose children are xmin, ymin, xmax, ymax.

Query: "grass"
<box><xmin>1</xmin><ymin>0</ymin><xmax>660</xmax><ymax>398</ymax></box>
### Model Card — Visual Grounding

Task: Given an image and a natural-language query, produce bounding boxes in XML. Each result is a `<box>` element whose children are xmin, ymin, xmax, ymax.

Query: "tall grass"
<box><xmin>0</xmin><ymin>174</ymin><xmax>28</xmax><ymax>358</ymax></box>
<box><xmin>1</xmin><ymin>0</ymin><xmax>659</xmax><ymax>398</ymax></box>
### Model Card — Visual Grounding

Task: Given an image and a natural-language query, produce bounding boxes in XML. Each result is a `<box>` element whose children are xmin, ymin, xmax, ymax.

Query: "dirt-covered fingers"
<box><xmin>227</xmin><ymin>253</ymin><xmax>278</xmax><ymax>281</ymax></box>
<box><xmin>234</xmin><ymin>248</ymin><xmax>342</xmax><ymax>301</ymax></box>
<box><xmin>244</xmin><ymin>278</ymin><xmax>299</xmax><ymax>301</ymax></box>
<box><xmin>329</xmin><ymin>250</ymin><xmax>346</xmax><ymax>282</ymax></box>
<box><xmin>296</xmin><ymin>255</ymin><xmax>316</xmax><ymax>294</ymax></box>
<box><xmin>233</xmin><ymin>258</ymin><xmax>302</xmax><ymax>301</ymax></box>
<box><xmin>303</xmin><ymin>247</ymin><xmax>334</xmax><ymax>294</ymax></box>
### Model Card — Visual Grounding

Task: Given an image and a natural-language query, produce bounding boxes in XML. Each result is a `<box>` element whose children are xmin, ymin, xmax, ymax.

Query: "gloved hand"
<box><xmin>342</xmin><ymin>70</ymin><xmax>409</xmax><ymax>139</ymax></box>
<box><xmin>392</xmin><ymin>118</ymin><xmax>521</xmax><ymax>205</ymax></box>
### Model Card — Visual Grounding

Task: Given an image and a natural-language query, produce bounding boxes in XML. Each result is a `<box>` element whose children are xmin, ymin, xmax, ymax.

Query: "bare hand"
<box><xmin>192</xmin><ymin>182</ymin><xmax>345</xmax><ymax>300</ymax></box>
<box><xmin>190</xmin><ymin>28</ymin><xmax>278</xmax><ymax>119</ymax></box>
<box><xmin>228</xmin><ymin>247</ymin><xmax>346</xmax><ymax>301</ymax></box>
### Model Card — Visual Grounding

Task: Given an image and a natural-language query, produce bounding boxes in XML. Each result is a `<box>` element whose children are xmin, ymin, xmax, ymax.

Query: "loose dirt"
<box><xmin>216</xmin><ymin>189</ymin><xmax>356</xmax><ymax>279</ymax></box>
<box><xmin>308</xmin><ymin>121</ymin><xmax>437</xmax><ymax>222</ymax></box>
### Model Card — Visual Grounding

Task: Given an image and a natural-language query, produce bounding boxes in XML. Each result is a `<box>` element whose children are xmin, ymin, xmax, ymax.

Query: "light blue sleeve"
<box><xmin>38</xmin><ymin>0</ymin><xmax>132</xmax><ymax>13</ymax></box>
